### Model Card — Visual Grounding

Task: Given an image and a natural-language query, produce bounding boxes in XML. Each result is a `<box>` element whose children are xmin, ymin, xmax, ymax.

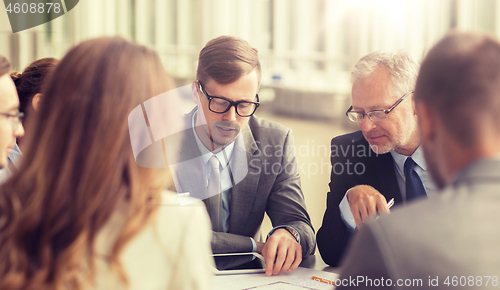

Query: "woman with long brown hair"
<box><xmin>0</xmin><ymin>37</ymin><xmax>213</xmax><ymax>290</ymax></box>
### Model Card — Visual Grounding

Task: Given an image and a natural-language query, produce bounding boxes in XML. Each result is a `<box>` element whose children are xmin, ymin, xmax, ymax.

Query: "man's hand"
<box><xmin>347</xmin><ymin>185</ymin><xmax>390</xmax><ymax>229</ymax></box>
<box><xmin>256</xmin><ymin>228</ymin><xmax>302</xmax><ymax>276</ymax></box>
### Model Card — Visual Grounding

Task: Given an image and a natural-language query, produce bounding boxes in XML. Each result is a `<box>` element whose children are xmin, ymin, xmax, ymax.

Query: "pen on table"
<box><xmin>312</xmin><ymin>276</ymin><xmax>336</xmax><ymax>285</ymax></box>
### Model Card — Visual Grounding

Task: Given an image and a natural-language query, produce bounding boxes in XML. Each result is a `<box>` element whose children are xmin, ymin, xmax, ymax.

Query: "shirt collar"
<box><xmin>191</xmin><ymin>109</ymin><xmax>235</xmax><ymax>169</ymax></box>
<box><xmin>390</xmin><ymin>145</ymin><xmax>427</xmax><ymax>173</ymax></box>
<box><xmin>8</xmin><ymin>143</ymin><xmax>23</xmax><ymax>165</ymax></box>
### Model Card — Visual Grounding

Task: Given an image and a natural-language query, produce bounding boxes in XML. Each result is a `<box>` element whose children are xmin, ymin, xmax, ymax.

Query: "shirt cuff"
<box><xmin>250</xmin><ymin>237</ymin><xmax>257</xmax><ymax>252</ymax></box>
<box><xmin>267</xmin><ymin>225</ymin><xmax>301</xmax><ymax>244</ymax></box>
<box><xmin>339</xmin><ymin>190</ymin><xmax>357</xmax><ymax>232</ymax></box>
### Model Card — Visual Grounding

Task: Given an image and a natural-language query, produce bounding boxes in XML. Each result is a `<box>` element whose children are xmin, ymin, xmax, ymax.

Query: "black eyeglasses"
<box><xmin>346</xmin><ymin>91</ymin><xmax>413</xmax><ymax>123</ymax></box>
<box><xmin>197</xmin><ymin>80</ymin><xmax>260</xmax><ymax>117</ymax></box>
<box><xmin>0</xmin><ymin>110</ymin><xmax>24</xmax><ymax>131</ymax></box>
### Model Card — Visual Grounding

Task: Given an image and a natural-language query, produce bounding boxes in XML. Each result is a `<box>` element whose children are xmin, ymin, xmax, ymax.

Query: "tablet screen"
<box><xmin>212</xmin><ymin>253</ymin><xmax>266</xmax><ymax>274</ymax></box>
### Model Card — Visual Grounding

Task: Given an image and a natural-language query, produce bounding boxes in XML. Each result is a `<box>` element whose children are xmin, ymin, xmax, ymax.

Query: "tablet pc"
<box><xmin>212</xmin><ymin>252</ymin><xmax>266</xmax><ymax>275</ymax></box>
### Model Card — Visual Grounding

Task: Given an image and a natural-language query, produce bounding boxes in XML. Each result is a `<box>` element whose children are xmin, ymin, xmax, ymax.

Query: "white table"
<box><xmin>212</xmin><ymin>254</ymin><xmax>340</xmax><ymax>290</ymax></box>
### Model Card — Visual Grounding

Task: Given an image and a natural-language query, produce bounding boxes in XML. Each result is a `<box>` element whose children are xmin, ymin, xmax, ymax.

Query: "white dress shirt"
<box><xmin>192</xmin><ymin>111</ymin><xmax>235</xmax><ymax>233</ymax></box>
<box><xmin>0</xmin><ymin>143</ymin><xmax>22</xmax><ymax>183</ymax></box>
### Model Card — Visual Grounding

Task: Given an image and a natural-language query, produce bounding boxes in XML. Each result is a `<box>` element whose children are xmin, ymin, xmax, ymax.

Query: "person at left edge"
<box><xmin>0</xmin><ymin>55</ymin><xmax>25</xmax><ymax>170</ymax></box>
<box><xmin>0</xmin><ymin>57</ymin><xmax>58</xmax><ymax>183</ymax></box>
<box><xmin>137</xmin><ymin>36</ymin><xmax>315</xmax><ymax>276</ymax></box>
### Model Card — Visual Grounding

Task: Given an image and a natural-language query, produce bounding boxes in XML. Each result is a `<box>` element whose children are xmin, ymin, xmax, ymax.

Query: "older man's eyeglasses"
<box><xmin>346</xmin><ymin>91</ymin><xmax>413</xmax><ymax>123</ymax></box>
<box><xmin>198</xmin><ymin>80</ymin><xmax>260</xmax><ymax>117</ymax></box>
<box><xmin>0</xmin><ymin>110</ymin><xmax>24</xmax><ymax>131</ymax></box>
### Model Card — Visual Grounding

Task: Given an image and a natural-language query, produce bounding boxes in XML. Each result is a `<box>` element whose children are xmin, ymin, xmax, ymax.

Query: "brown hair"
<box><xmin>415</xmin><ymin>32</ymin><xmax>500</xmax><ymax>148</ymax></box>
<box><xmin>11</xmin><ymin>57</ymin><xmax>59</xmax><ymax>118</ymax></box>
<box><xmin>0</xmin><ymin>55</ymin><xmax>11</xmax><ymax>76</ymax></box>
<box><xmin>196</xmin><ymin>36</ymin><xmax>261</xmax><ymax>85</ymax></box>
<box><xmin>0</xmin><ymin>37</ymin><xmax>173</xmax><ymax>289</ymax></box>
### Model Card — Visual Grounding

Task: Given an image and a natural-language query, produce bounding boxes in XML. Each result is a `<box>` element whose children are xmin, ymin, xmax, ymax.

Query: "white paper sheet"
<box><xmin>212</xmin><ymin>267</ymin><xmax>338</xmax><ymax>290</ymax></box>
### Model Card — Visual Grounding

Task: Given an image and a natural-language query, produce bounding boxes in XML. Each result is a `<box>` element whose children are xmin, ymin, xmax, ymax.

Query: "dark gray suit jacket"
<box><xmin>338</xmin><ymin>157</ymin><xmax>500</xmax><ymax>289</ymax></box>
<box><xmin>138</xmin><ymin>109</ymin><xmax>315</xmax><ymax>257</ymax></box>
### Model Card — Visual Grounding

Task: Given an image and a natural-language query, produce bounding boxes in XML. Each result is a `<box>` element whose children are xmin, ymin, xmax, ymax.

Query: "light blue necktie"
<box><xmin>207</xmin><ymin>156</ymin><xmax>223</xmax><ymax>232</ymax></box>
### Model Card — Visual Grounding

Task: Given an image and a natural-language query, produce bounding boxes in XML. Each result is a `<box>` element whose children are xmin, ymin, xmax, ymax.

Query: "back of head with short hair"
<box><xmin>196</xmin><ymin>36</ymin><xmax>261</xmax><ymax>85</ymax></box>
<box><xmin>10</xmin><ymin>57</ymin><xmax>59</xmax><ymax>116</ymax></box>
<box><xmin>0</xmin><ymin>56</ymin><xmax>10</xmax><ymax>77</ymax></box>
<box><xmin>415</xmin><ymin>32</ymin><xmax>500</xmax><ymax>148</ymax></box>
<box><xmin>351</xmin><ymin>50</ymin><xmax>420</xmax><ymax>97</ymax></box>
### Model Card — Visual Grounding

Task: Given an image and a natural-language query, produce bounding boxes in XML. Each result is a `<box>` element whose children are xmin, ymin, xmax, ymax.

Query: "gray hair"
<box><xmin>351</xmin><ymin>50</ymin><xmax>420</xmax><ymax>97</ymax></box>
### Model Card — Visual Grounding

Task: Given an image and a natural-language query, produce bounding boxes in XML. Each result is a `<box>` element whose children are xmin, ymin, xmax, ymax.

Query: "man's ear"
<box><xmin>32</xmin><ymin>93</ymin><xmax>42</xmax><ymax>111</ymax></box>
<box><xmin>192</xmin><ymin>81</ymin><xmax>200</xmax><ymax>105</ymax></box>
<box><xmin>416</xmin><ymin>101</ymin><xmax>436</xmax><ymax>144</ymax></box>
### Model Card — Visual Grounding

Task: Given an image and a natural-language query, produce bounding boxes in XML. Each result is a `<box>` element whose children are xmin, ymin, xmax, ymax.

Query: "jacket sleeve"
<box><xmin>265</xmin><ymin>129</ymin><xmax>316</xmax><ymax>258</ymax></box>
<box><xmin>211</xmin><ymin>232</ymin><xmax>254</xmax><ymax>253</ymax></box>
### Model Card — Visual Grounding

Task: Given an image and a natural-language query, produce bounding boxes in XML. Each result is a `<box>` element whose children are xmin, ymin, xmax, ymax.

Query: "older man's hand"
<box><xmin>347</xmin><ymin>185</ymin><xmax>391</xmax><ymax>228</ymax></box>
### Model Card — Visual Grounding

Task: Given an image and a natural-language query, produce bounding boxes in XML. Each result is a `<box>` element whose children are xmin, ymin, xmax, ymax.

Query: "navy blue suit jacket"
<box><xmin>316</xmin><ymin>130</ymin><xmax>403</xmax><ymax>267</ymax></box>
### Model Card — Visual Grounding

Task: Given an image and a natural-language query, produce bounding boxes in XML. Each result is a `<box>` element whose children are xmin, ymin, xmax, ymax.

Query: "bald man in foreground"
<box><xmin>338</xmin><ymin>31</ymin><xmax>500</xmax><ymax>289</ymax></box>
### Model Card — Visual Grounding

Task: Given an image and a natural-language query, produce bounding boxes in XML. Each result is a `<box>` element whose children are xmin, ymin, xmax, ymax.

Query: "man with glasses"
<box><xmin>164</xmin><ymin>36</ymin><xmax>315</xmax><ymax>275</ymax></box>
<box><xmin>339</xmin><ymin>31</ymin><xmax>500</xmax><ymax>288</ymax></box>
<box><xmin>0</xmin><ymin>56</ymin><xmax>24</xmax><ymax>170</ymax></box>
<box><xmin>317</xmin><ymin>51</ymin><xmax>436</xmax><ymax>267</ymax></box>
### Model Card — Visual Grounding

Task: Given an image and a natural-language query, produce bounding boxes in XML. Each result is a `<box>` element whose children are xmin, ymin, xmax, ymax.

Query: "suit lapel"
<box><xmin>166</xmin><ymin>110</ymin><xmax>209</xmax><ymax>200</ymax></box>
<box><xmin>373</xmin><ymin>152</ymin><xmax>403</xmax><ymax>204</ymax></box>
<box><xmin>229</xmin><ymin>124</ymin><xmax>260</xmax><ymax>234</ymax></box>
<box><xmin>167</xmin><ymin>111</ymin><xmax>263</xmax><ymax>234</ymax></box>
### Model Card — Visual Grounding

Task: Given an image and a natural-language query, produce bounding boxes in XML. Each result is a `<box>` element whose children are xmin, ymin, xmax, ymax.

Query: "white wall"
<box><xmin>0</xmin><ymin>0</ymin><xmax>498</xmax><ymax>91</ymax></box>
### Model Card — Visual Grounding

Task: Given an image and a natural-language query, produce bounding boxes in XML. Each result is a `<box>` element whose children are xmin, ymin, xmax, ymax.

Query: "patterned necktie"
<box><xmin>207</xmin><ymin>156</ymin><xmax>223</xmax><ymax>232</ymax></box>
<box><xmin>404</xmin><ymin>157</ymin><xmax>427</xmax><ymax>202</ymax></box>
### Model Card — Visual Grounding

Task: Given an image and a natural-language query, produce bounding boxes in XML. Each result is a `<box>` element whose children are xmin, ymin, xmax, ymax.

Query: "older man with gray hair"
<box><xmin>317</xmin><ymin>50</ymin><xmax>437</xmax><ymax>266</ymax></box>
<box><xmin>338</xmin><ymin>30</ymin><xmax>500</xmax><ymax>289</ymax></box>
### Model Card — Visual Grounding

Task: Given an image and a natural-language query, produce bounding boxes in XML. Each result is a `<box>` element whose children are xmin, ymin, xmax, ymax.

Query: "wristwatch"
<box><xmin>284</xmin><ymin>226</ymin><xmax>299</xmax><ymax>243</ymax></box>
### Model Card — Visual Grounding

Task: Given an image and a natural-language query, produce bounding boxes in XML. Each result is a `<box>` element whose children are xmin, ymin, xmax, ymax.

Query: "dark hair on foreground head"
<box><xmin>10</xmin><ymin>57</ymin><xmax>59</xmax><ymax>118</ymax></box>
<box><xmin>0</xmin><ymin>55</ymin><xmax>11</xmax><ymax>76</ymax></box>
<box><xmin>414</xmin><ymin>31</ymin><xmax>500</xmax><ymax>148</ymax></box>
<box><xmin>196</xmin><ymin>35</ymin><xmax>261</xmax><ymax>85</ymax></box>
<box><xmin>0</xmin><ymin>37</ymin><xmax>173</xmax><ymax>290</ymax></box>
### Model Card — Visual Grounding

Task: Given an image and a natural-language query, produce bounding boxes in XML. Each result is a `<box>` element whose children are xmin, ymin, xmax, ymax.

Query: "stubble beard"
<box><xmin>367</xmin><ymin>121</ymin><xmax>417</xmax><ymax>155</ymax></box>
<box><xmin>206</xmin><ymin>121</ymin><xmax>240</xmax><ymax>151</ymax></box>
